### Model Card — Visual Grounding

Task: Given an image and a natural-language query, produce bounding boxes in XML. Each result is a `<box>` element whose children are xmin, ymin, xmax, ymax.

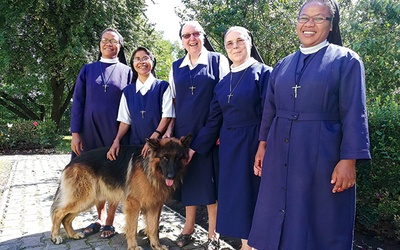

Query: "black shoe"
<box><xmin>203</xmin><ymin>237</ymin><xmax>220</xmax><ymax>250</ymax></box>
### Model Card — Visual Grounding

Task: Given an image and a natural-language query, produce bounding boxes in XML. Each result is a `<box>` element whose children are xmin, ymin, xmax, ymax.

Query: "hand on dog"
<box><xmin>107</xmin><ymin>141</ymin><xmax>120</xmax><ymax>161</ymax></box>
<box><xmin>331</xmin><ymin>159</ymin><xmax>356</xmax><ymax>193</ymax></box>
<box><xmin>142</xmin><ymin>132</ymin><xmax>163</xmax><ymax>157</ymax></box>
<box><xmin>141</xmin><ymin>143</ymin><xmax>150</xmax><ymax>157</ymax></box>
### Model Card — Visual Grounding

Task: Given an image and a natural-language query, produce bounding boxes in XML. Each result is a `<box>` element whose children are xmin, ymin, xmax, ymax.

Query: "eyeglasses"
<box><xmin>225</xmin><ymin>38</ymin><xmax>246</xmax><ymax>49</ymax></box>
<box><xmin>101</xmin><ymin>38</ymin><xmax>120</xmax><ymax>45</ymax></box>
<box><xmin>181</xmin><ymin>32</ymin><xmax>202</xmax><ymax>39</ymax></box>
<box><xmin>133</xmin><ymin>55</ymin><xmax>151</xmax><ymax>63</ymax></box>
<box><xmin>297</xmin><ymin>15</ymin><xmax>332</xmax><ymax>24</ymax></box>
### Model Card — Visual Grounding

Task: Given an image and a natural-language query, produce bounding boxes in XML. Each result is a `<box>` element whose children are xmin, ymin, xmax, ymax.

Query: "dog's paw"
<box><xmin>51</xmin><ymin>235</ymin><xmax>63</xmax><ymax>244</ymax></box>
<box><xmin>151</xmin><ymin>244</ymin><xmax>168</xmax><ymax>250</ymax></box>
<box><xmin>71</xmin><ymin>232</ymin><xmax>85</xmax><ymax>240</ymax></box>
<box><xmin>127</xmin><ymin>246</ymin><xmax>142</xmax><ymax>250</ymax></box>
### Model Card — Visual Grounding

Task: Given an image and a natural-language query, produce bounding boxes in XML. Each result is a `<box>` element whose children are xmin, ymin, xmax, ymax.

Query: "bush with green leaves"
<box><xmin>0</xmin><ymin>119</ymin><xmax>61</xmax><ymax>150</ymax></box>
<box><xmin>356</xmin><ymin>97</ymin><xmax>400</xmax><ymax>240</ymax></box>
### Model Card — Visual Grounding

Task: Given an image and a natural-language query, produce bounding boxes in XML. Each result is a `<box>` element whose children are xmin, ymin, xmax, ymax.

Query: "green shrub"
<box><xmin>55</xmin><ymin>136</ymin><xmax>72</xmax><ymax>154</ymax></box>
<box><xmin>0</xmin><ymin>119</ymin><xmax>61</xmax><ymax>150</ymax></box>
<box><xmin>356</xmin><ymin>97</ymin><xmax>400</xmax><ymax>241</ymax></box>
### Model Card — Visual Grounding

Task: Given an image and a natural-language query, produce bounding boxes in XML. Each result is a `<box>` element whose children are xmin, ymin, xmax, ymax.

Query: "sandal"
<box><xmin>175</xmin><ymin>233</ymin><xmax>193</xmax><ymax>247</ymax></box>
<box><xmin>203</xmin><ymin>237</ymin><xmax>220</xmax><ymax>250</ymax></box>
<box><xmin>100</xmin><ymin>225</ymin><xmax>117</xmax><ymax>239</ymax></box>
<box><xmin>82</xmin><ymin>222</ymin><xmax>101</xmax><ymax>237</ymax></box>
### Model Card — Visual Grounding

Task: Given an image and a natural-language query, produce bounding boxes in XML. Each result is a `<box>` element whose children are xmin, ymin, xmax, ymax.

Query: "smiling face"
<box><xmin>224</xmin><ymin>29</ymin><xmax>251</xmax><ymax>67</ymax></box>
<box><xmin>181</xmin><ymin>23</ymin><xmax>204</xmax><ymax>57</ymax></box>
<box><xmin>297</xmin><ymin>1</ymin><xmax>332</xmax><ymax>47</ymax></box>
<box><xmin>100</xmin><ymin>31</ymin><xmax>121</xmax><ymax>59</ymax></box>
<box><xmin>132</xmin><ymin>49</ymin><xmax>153</xmax><ymax>79</ymax></box>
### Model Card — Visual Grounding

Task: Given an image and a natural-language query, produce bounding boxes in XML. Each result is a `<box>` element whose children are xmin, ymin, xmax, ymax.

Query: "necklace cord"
<box><xmin>228</xmin><ymin>67</ymin><xmax>248</xmax><ymax>103</ymax></box>
<box><xmin>100</xmin><ymin>63</ymin><xmax>118</xmax><ymax>92</ymax></box>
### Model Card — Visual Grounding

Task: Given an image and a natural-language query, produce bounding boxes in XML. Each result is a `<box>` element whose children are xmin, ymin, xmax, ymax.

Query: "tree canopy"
<box><xmin>0</xmin><ymin>0</ymin><xmax>399</xmax><ymax>131</ymax></box>
<box><xmin>0</xmin><ymin>0</ymin><xmax>176</xmax><ymax>129</ymax></box>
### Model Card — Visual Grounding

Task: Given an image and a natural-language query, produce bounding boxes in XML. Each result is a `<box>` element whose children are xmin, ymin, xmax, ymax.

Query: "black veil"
<box><xmin>97</xmin><ymin>28</ymin><xmax>128</xmax><ymax>65</ymax></box>
<box><xmin>327</xmin><ymin>0</ymin><xmax>343</xmax><ymax>46</ymax></box>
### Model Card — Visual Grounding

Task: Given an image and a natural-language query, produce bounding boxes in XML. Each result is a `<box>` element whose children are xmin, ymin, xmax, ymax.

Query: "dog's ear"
<box><xmin>146</xmin><ymin>138</ymin><xmax>161</xmax><ymax>151</ymax></box>
<box><xmin>179</xmin><ymin>133</ymin><xmax>192</xmax><ymax>148</ymax></box>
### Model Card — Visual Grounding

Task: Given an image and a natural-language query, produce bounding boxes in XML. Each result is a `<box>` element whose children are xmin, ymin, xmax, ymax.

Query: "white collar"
<box><xmin>300</xmin><ymin>40</ymin><xmax>329</xmax><ymax>54</ymax></box>
<box><xmin>179</xmin><ymin>47</ymin><xmax>209</xmax><ymax>69</ymax></box>
<box><xmin>135</xmin><ymin>74</ymin><xmax>156</xmax><ymax>93</ymax></box>
<box><xmin>231</xmin><ymin>57</ymin><xmax>258</xmax><ymax>73</ymax></box>
<box><xmin>100</xmin><ymin>57</ymin><xmax>119</xmax><ymax>63</ymax></box>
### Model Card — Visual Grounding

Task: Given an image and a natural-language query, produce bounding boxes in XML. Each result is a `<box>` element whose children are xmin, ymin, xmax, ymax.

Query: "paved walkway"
<box><xmin>0</xmin><ymin>154</ymin><xmax>234</xmax><ymax>250</ymax></box>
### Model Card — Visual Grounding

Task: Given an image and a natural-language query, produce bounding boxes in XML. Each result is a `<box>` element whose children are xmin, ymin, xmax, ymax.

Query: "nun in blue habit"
<box><xmin>168</xmin><ymin>21</ymin><xmax>230</xmax><ymax>248</ymax></box>
<box><xmin>70</xmin><ymin>28</ymin><xmax>132</xmax><ymax>238</ymax></box>
<box><xmin>70</xmin><ymin>28</ymin><xmax>132</xmax><ymax>158</ymax></box>
<box><xmin>248</xmin><ymin>0</ymin><xmax>370</xmax><ymax>249</ymax></box>
<box><xmin>190</xmin><ymin>26</ymin><xmax>272</xmax><ymax>249</ymax></box>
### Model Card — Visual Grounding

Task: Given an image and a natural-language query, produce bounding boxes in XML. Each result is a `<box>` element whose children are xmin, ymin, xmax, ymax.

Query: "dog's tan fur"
<box><xmin>50</xmin><ymin>135</ymin><xmax>191</xmax><ymax>250</ymax></box>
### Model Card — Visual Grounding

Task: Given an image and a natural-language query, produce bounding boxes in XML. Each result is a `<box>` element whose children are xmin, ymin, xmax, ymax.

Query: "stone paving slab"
<box><xmin>0</xmin><ymin>155</ymin><xmax>234</xmax><ymax>250</ymax></box>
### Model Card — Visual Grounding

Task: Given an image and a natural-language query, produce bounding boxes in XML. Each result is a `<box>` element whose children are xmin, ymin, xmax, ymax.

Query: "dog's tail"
<box><xmin>50</xmin><ymin>185</ymin><xmax>62</xmax><ymax>218</ymax></box>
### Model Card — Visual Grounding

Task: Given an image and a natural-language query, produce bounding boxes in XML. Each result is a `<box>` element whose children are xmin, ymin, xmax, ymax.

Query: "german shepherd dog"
<box><xmin>50</xmin><ymin>135</ymin><xmax>191</xmax><ymax>250</ymax></box>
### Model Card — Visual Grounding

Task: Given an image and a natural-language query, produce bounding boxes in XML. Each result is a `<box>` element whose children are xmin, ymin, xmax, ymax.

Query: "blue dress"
<box><xmin>248</xmin><ymin>44</ymin><xmax>371</xmax><ymax>250</ymax></box>
<box><xmin>70</xmin><ymin>61</ymin><xmax>132</xmax><ymax>153</ymax></box>
<box><xmin>192</xmin><ymin>62</ymin><xmax>272</xmax><ymax>238</ymax></box>
<box><xmin>172</xmin><ymin>52</ymin><xmax>224</xmax><ymax>206</ymax></box>
<box><xmin>123</xmin><ymin>79</ymin><xmax>170</xmax><ymax>144</ymax></box>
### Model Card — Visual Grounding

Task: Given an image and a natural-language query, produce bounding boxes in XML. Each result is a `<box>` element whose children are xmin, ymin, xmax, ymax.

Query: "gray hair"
<box><xmin>180</xmin><ymin>21</ymin><xmax>205</xmax><ymax>36</ymax></box>
<box><xmin>223</xmin><ymin>26</ymin><xmax>252</xmax><ymax>45</ymax></box>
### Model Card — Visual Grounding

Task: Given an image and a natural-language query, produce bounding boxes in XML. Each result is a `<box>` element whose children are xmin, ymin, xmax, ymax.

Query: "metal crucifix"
<box><xmin>292</xmin><ymin>85</ymin><xmax>301</xmax><ymax>98</ymax></box>
<box><xmin>189</xmin><ymin>86</ymin><xmax>196</xmax><ymax>95</ymax></box>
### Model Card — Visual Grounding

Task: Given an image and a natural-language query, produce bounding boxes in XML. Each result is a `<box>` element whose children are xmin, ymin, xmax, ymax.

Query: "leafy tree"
<box><xmin>0</xmin><ymin>0</ymin><xmax>158</xmax><ymax>129</ymax></box>
<box><xmin>340</xmin><ymin>0</ymin><xmax>400</xmax><ymax>103</ymax></box>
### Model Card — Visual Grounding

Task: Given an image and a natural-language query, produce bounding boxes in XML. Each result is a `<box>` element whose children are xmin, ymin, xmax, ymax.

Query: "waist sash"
<box><xmin>276</xmin><ymin>109</ymin><xmax>340</xmax><ymax>121</ymax></box>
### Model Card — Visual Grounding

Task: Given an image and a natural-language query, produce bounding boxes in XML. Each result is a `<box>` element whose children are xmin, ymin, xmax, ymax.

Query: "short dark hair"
<box><xmin>129</xmin><ymin>46</ymin><xmax>157</xmax><ymax>81</ymax></box>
